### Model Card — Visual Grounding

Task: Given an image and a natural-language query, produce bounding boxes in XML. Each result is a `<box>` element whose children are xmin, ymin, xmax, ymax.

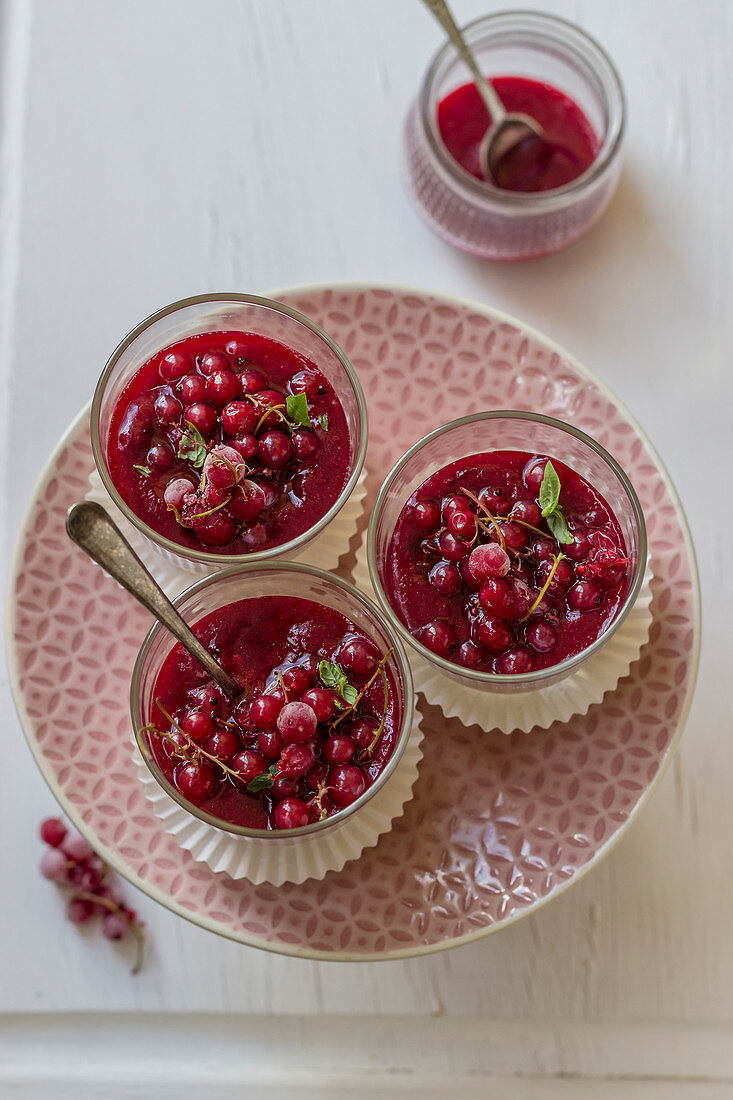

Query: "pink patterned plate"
<box><xmin>8</xmin><ymin>284</ymin><xmax>700</xmax><ymax>961</ymax></box>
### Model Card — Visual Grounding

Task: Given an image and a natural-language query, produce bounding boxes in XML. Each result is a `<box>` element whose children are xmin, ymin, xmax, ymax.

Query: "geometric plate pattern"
<box><xmin>8</xmin><ymin>284</ymin><xmax>700</xmax><ymax>960</ymax></box>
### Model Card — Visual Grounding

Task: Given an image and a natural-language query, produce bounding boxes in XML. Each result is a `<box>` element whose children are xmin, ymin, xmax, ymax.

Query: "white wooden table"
<box><xmin>1</xmin><ymin>1</ymin><xmax>729</xmax><ymax>1095</ymax></box>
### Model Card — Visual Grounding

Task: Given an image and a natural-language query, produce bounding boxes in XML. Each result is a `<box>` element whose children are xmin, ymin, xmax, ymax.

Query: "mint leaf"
<box><xmin>318</xmin><ymin>660</ymin><xmax>344</xmax><ymax>690</ymax></box>
<box><xmin>318</xmin><ymin>659</ymin><xmax>358</xmax><ymax>707</ymax></box>
<box><xmin>538</xmin><ymin>461</ymin><xmax>561</xmax><ymax>516</ymax></box>
<box><xmin>286</xmin><ymin>392</ymin><xmax>312</xmax><ymax>428</ymax></box>
<box><xmin>246</xmin><ymin>764</ymin><xmax>279</xmax><ymax>794</ymax></box>
<box><xmin>133</xmin><ymin>464</ymin><xmax>151</xmax><ymax>477</ymax></box>
<box><xmin>546</xmin><ymin>510</ymin><xmax>573</xmax><ymax>545</ymax></box>
<box><xmin>341</xmin><ymin>683</ymin><xmax>358</xmax><ymax>706</ymax></box>
<box><xmin>177</xmin><ymin>421</ymin><xmax>207</xmax><ymax>468</ymax></box>
<box><xmin>317</xmin><ymin>414</ymin><xmax>329</xmax><ymax>431</ymax></box>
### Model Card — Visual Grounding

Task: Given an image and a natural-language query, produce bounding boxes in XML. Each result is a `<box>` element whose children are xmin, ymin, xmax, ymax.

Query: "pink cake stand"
<box><xmin>8</xmin><ymin>284</ymin><xmax>699</xmax><ymax>961</ymax></box>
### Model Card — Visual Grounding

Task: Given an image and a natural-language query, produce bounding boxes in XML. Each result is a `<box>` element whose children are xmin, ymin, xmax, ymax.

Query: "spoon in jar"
<box><xmin>420</xmin><ymin>0</ymin><xmax>548</xmax><ymax>185</ymax></box>
<box><xmin>66</xmin><ymin>500</ymin><xmax>242</xmax><ymax>700</ymax></box>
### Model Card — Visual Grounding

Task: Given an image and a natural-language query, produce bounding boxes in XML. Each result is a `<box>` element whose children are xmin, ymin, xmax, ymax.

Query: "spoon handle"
<box><xmin>66</xmin><ymin>501</ymin><xmax>241</xmax><ymax>699</ymax></box>
<box><xmin>419</xmin><ymin>0</ymin><xmax>506</xmax><ymax>124</ymax></box>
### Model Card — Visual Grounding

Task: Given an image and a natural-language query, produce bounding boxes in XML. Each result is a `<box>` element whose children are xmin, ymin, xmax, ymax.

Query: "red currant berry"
<box><xmin>257</xmin><ymin>730</ymin><xmax>284</xmax><ymax>761</ymax></box>
<box><xmin>199</xmin><ymin>350</ymin><xmax>230</xmax><ymax>377</ymax></box>
<box><xmin>277</xmin><ymin>701</ymin><xmax>318</xmax><ymax>742</ymax></box>
<box><xmin>175</xmin><ymin>761</ymin><xmax>218</xmax><ymax>801</ymax></box>
<box><xmin>477</xmin><ymin>617</ymin><xmax>513</xmax><ymax>653</ymax></box>
<box><xmin>496</xmin><ymin>645</ymin><xmax>535</xmax><ymax>674</ymax></box>
<box><xmin>419</xmin><ymin>620</ymin><xmax>456</xmax><ymax>657</ymax></box>
<box><xmin>154</xmin><ymin>392</ymin><xmax>182</xmax><ymax>426</ymax></box>
<box><xmin>183</xmin><ymin>402</ymin><xmax>217</xmax><ymax>436</ymax></box>
<box><xmin>526</xmin><ymin>619</ymin><xmax>558</xmax><ymax>652</ymax></box>
<box><xmin>328</xmin><ymin>764</ymin><xmax>367</xmax><ymax>807</ymax></box>
<box><xmin>300</xmin><ymin>688</ymin><xmax>336</xmax><ymax>722</ymax></box>
<box><xmin>292</xmin><ymin>430</ymin><xmax>319</xmax><ymax>461</ymax></box>
<box><xmin>258</xmin><ymin>430</ymin><xmax>292</xmax><ymax>468</ymax></box>
<box><xmin>160</xmin><ymin>350</ymin><xmax>192</xmax><ymax>381</ymax></box>
<box><xmin>40</xmin><ymin>817</ymin><xmax>67</xmax><ymax>848</ymax></box>
<box><xmin>231</xmin><ymin>749</ymin><xmax>268</xmax><ymax>785</ymax></box>
<box><xmin>511</xmin><ymin>500</ymin><xmax>542</xmax><ymax>526</ymax></box>
<box><xmin>206</xmin><ymin>369</ymin><xmax>240</xmax><ymax>406</ymax></box>
<box><xmin>204</xmin><ymin>728</ymin><xmax>241</xmax><ymax>762</ymax></box>
<box><xmin>322</xmin><ymin>735</ymin><xmax>356</xmax><ymax>764</ymax></box>
<box><xmin>568</xmin><ymin>580</ymin><xmax>603</xmax><ymax>611</ymax></box>
<box><xmin>222</xmin><ymin>400</ymin><xmax>256</xmax><ymax>436</ymax></box>
<box><xmin>277</xmin><ymin>742</ymin><xmax>315</xmax><ymax>778</ymax></box>
<box><xmin>275</xmin><ymin>797</ymin><xmax>311</xmax><ymax>829</ymax></box>
<box><xmin>468</xmin><ymin>543</ymin><xmax>510</xmax><ymax>580</ymax></box>
<box><xmin>478</xmin><ymin>578</ymin><xmax>513</xmax><ymax>619</ymax></box>
<box><xmin>178</xmin><ymin>373</ymin><xmax>207</xmax><ymax>404</ymax></box>
<box><xmin>250</xmin><ymin>695</ymin><xmax>284</xmax><ymax>729</ymax></box>
<box><xmin>412</xmin><ymin>499</ymin><xmax>440</xmax><ymax>532</ymax></box>
<box><xmin>181</xmin><ymin>710</ymin><xmax>214</xmax><ymax>742</ymax></box>
<box><xmin>282</xmin><ymin>666</ymin><xmax>313</xmax><ymax>695</ymax></box>
<box><xmin>429</xmin><ymin>561</ymin><xmax>462</xmax><ymax>597</ymax></box>
<box><xmin>240</xmin><ymin>368</ymin><xmax>266</xmax><ymax>394</ymax></box>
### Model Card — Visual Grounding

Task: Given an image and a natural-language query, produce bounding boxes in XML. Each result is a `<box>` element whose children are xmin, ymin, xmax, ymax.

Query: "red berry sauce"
<box><xmin>384</xmin><ymin>451</ymin><xmax>630</xmax><ymax>674</ymax></box>
<box><xmin>146</xmin><ymin>596</ymin><xmax>402</xmax><ymax>830</ymax></box>
<box><xmin>437</xmin><ymin>76</ymin><xmax>599</xmax><ymax>192</ymax></box>
<box><xmin>107</xmin><ymin>331</ymin><xmax>351</xmax><ymax>553</ymax></box>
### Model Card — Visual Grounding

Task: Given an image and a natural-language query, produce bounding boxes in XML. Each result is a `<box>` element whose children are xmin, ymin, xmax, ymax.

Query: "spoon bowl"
<box><xmin>421</xmin><ymin>0</ymin><xmax>548</xmax><ymax>185</ymax></box>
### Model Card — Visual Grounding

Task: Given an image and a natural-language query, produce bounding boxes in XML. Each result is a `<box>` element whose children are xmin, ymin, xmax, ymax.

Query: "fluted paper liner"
<box><xmin>353</xmin><ymin>541</ymin><xmax>653</xmax><ymax>734</ymax></box>
<box><xmin>86</xmin><ymin>466</ymin><xmax>368</xmax><ymax>593</ymax></box>
<box><xmin>134</xmin><ymin>713</ymin><xmax>424</xmax><ymax>885</ymax></box>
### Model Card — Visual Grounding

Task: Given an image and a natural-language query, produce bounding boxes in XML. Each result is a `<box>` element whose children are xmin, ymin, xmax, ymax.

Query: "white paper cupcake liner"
<box><xmin>352</xmin><ymin>541</ymin><xmax>654</xmax><ymax>734</ymax></box>
<box><xmin>85</xmin><ymin>467</ymin><xmax>368</xmax><ymax>596</ymax></box>
<box><xmin>133</xmin><ymin>711</ymin><xmax>424</xmax><ymax>885</ymax></box>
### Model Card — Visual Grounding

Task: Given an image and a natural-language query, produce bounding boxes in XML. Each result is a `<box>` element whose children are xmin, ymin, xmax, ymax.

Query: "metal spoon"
<box><xmin>66</xmin><ymin>500</ymin><xmax>241</xmax><ymax>699</ymax></box>
<box><xmin>421</xmin><ymin>0</ymin><xmax>546</xmax><ymax>184</ymax></box>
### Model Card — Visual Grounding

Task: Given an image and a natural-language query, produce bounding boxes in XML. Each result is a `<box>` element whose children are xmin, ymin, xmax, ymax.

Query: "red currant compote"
<box><xmin>368</xmin><ymin>413</ymin><xmax>646</xmax><ymax>690</ymax></box>
<box><xmin>132</xmin><ymin>565</ymin><xmax>413</xmax><ymax>835</ymax></box>
<box><xmin>92</xmin><ymin>295</ymin><xmax>366</xmax><ymax>567</ymax></box>
<box><xmin>403</xmin><ymin>12</ymin><xmax>625</xmax><ymax>260</ymax></box>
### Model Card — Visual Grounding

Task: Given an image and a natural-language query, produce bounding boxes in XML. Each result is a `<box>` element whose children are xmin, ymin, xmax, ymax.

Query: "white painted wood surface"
<box><xmin>1</xmin><ymin>0</ymin><xmax>730</xmax><ymax>1090</ymax></box>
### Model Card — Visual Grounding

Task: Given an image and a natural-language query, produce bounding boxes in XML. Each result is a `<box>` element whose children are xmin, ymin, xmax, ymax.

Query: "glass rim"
<box><xmin>418</xmin><ymin>9</ymin><xmax>627</xmax><ymax>209</ymax></box>
<box><xmin>367</xmin><ymin>409</ymin><xmax>648</xmax><ymax>688</ymax></box>
<box><xmin>90</xmin><ymin>292</ymin><xmax>369</xmax><ymax>565</ymax></box>
<box><xmin>130</xmin><ymin>561</ymin><xmax>415</xmax><ymax>839</ymax></box>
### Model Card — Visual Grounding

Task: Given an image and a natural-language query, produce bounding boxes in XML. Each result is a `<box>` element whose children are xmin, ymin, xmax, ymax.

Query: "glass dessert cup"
<box><xmin>91</xmin><ymin>293</ymin><xmax>368</xmax><ymax>570</ymax></box>
<box><xmin>367</xmin><ymin>411</ymin><xmax>647</xmax><ymax>695</ymax></box>
<box><xmin>403</xmin><ymin>11</ymin><xmax>625</xmax><ymax>260</ymax></box>
<box><xmin>131</xmin><ymin>562</ymin><xmax>415</xmax><ymax>839</ymax></box>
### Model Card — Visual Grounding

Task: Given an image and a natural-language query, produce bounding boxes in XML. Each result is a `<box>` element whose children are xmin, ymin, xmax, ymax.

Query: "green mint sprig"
<box><xmin>246</xmin><ymin>764</ymin><xmax>279</xmax><ymax>794</ymax></box>
<box><xmin>538</xmin><ymin>460</ymin><xmax>573</xmax><ymax>545</ymax></box>
<box><xmin>133</xmin><ymin>464</ymin><xmax>151</xmax><ymax>477</ymax></box>
<box><xmin>177</xmin><ymin>421</ymin><xmax>207</xmax><ymax>468</ymax></box>
<box><xmin>285</xmin><ymin>393</ymin><xmax>312</xmax><ymax>428</ymax></box>
<box><xmin>318</xmin><ymin>660</ymin><xmax>358</xmax><ymax>706</ymax></box>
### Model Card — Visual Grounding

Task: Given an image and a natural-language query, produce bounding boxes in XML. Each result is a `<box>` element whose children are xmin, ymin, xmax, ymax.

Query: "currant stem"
<box><xmin>520</xmin><ymin>553</ymin><xmax>567</xmax><ymax>623</ymax></box>
<box><xmin>364</xmin><ymin>667</ymin><xmax>389</xmax><ymax>758</ymax></box>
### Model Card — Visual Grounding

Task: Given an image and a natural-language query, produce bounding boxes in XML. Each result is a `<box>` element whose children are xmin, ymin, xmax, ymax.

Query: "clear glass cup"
<box><xmin>367</xmin><ymin>411</ymin><xmax>647</xmax><ymax>694</ymax></box>
<box><xmin>131</xmin><ymin>562</ymin><xmax>414</xmax><ymax>838</ymax></box>
<box><xmin>91</xmin><ymin>293</ymin><xmax>368</xmax><ymax>571</ymax></box>
<box><xmin>403</xmin><ymin>11</ymin><xmax>625</xmax><ymax>260</ymax></box>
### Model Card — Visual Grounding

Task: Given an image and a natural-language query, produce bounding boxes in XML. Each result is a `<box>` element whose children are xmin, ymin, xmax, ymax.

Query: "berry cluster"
<box><xmin>396</xmin><ymin>454</ymin><xmax>629</xmax><ymax>673</ymax></box>
<box><xmin>147</xmin><ymin>635</ymin><xmax>393</xmax><ymax>830</ymax></box>
<box><xmin>115</xmin><ymin>332</ymin><xmax>334</xmax><ymax>550</ymax></box>
<box><xmin>39</xmin><ymin>816</ymin><xmax>145</xmax><ymax>972</ymax></box>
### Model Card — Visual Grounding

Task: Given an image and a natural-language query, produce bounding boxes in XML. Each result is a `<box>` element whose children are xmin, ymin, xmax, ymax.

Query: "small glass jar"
<box><xmin>367</xmin><ymin>411</ymin><xmax>646</xmax><ymax>694</ymax></box>
<box><xmin>131</xmin><ymin>562</ymin><xmax>415</xmax><ymax>838</ymax></box>
<box><xmin>91</xmin><ymin>293</ymin><xmax>368</xmax><ymax>571</ymax></box>
<box><xmin>403</xmin><ymin>11</ymin><xmax>625</xmax><ymax>260</ymax></box>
